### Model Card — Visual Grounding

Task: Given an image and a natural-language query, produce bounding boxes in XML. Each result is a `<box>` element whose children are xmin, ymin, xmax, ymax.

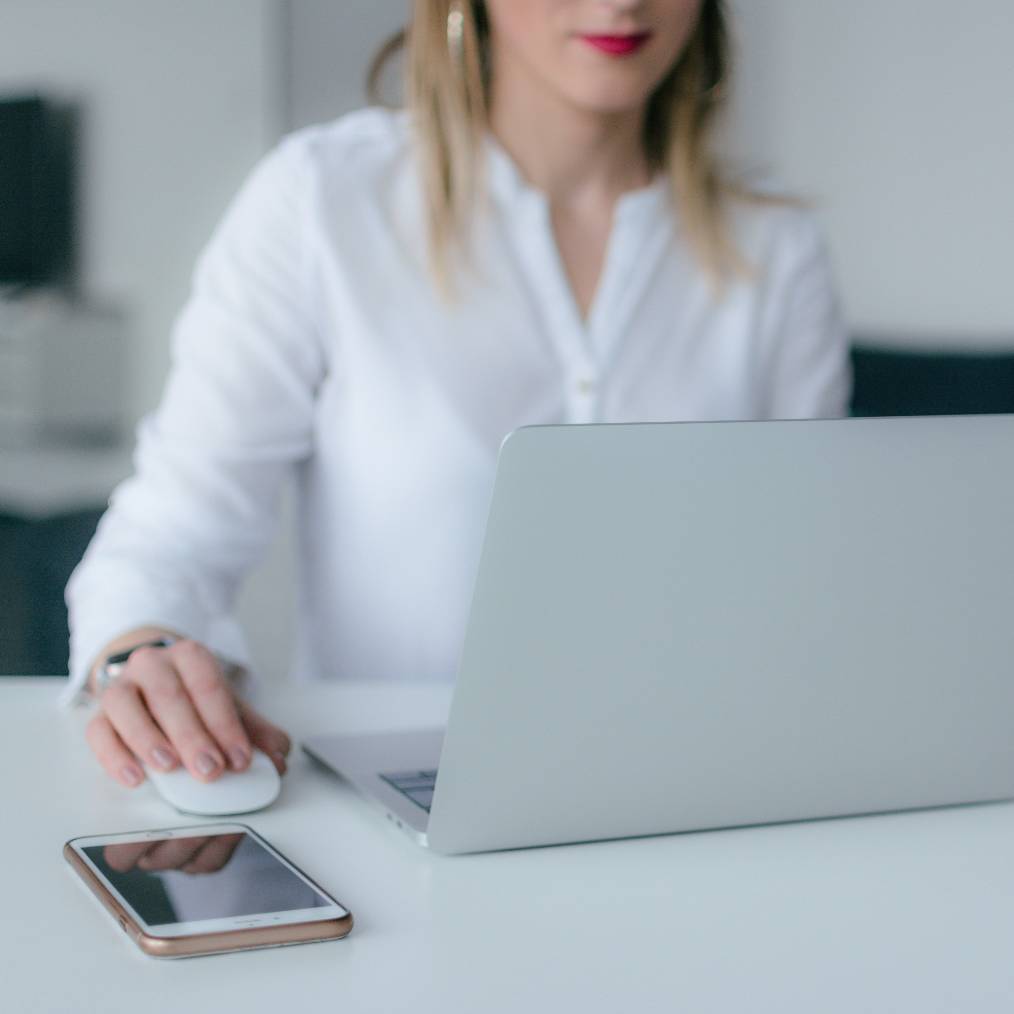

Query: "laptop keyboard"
<box><xmin>380</xmin><ymin>769</ymin><xmax>438</xmax><ymax>812</ymax></box>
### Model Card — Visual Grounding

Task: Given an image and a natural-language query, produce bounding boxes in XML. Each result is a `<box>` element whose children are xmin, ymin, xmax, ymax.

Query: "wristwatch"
<box><xmin>95</xmin><ymin>636</ymin><xmax>178</xmax><ymax>693</ymax></box>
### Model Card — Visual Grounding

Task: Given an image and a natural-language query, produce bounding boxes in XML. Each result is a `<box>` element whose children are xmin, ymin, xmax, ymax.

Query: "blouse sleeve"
<box><xmin>755</xmin><ymin>209</ymin><xmax>852</xmax><ymax>420</ymax></box>
<box><xmin>62</xmin><ymin>134</ymin><xmax>326</xmax><ymax>704</ymax></box>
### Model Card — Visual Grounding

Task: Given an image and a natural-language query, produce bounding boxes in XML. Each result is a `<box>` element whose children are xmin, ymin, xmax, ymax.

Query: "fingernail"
<box><xmin>121</xmin><ymin>764</ymin><xmax>143</xmax><ymax>787</ymax></box>
<box><xmin>229</xmin><ymin>746</ymin><xmax>249</xmax><ymax>771</ymax></box>
<box><xmin>152</xmin><ymin>747</ymin><xmax>175</xmax><ymax>771</ymax></box>
<box><xmin>273</xmin><ymin>751</ymin><xmax>287</xmax><ymax>773</ymax></box>
<box><xmin>195</xmin><ymin>752</ymin><xmax>219</xmax><ymax>776</ymax></box>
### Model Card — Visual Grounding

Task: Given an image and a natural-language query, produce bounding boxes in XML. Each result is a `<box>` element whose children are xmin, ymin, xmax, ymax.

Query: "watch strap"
<box><xmin>96</xmin><ymin>636</ymin><xmax>178</xmax><ymax>692</ymax></box>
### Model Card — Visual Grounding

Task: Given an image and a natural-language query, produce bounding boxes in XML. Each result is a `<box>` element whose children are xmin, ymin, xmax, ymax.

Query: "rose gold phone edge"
<box><xmin>63</xmin><ymin>829</ymin><xmax>353</xmax><ymax>958</ymax></box>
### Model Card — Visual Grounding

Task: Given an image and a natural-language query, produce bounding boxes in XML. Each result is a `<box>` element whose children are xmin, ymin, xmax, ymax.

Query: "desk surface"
<box><xmin>5</xmin><ymin>678</ymin><xmax>1014</xmax><ymax>1014</ymax></box>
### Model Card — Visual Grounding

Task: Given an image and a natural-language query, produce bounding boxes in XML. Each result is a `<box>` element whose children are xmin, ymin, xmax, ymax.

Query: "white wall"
<box><xmin>0</xmin><ymin>0</ymin><xmax>284</xmax><ymax>423</ymax></box>
<box><xmin>730</xmin><ymin>0</ymin><xmax>1014</xmax><ymax>345</ymax></box>
<box><xmin>283</xmin><ymin>0</ymin><xmax>409</xmax><ymax>129</ymax></box>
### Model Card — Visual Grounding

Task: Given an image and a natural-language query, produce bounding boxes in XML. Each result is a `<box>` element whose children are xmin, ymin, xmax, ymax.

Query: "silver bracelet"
<box><xmin>95</xmin><ymin>636</ymin><xmax>178</xmax><ymax>693</ymax></box>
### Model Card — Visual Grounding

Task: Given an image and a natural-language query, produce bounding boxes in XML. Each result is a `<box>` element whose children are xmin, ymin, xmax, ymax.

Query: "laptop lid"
<box><xmin>426</xmin><ymin>416</ymin><xmax>1014</xmax><ymax>853</ymax></box>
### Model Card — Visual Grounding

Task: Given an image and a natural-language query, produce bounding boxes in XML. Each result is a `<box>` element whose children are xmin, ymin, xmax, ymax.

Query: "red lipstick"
<box><xmin>579</xmin><ymin>32</ymin><xmax>652</xmax><ymax>57</ymax></box>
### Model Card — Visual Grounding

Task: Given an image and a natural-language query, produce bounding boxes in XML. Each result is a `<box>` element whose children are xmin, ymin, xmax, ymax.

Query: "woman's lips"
<box><xmin>578</xmin><ymin>32</ymin><xmax>652</xmax><ymax>57</ymax></box>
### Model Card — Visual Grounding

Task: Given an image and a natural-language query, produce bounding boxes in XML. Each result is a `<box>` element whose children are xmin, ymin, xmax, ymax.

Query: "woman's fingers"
<box><xmin>100</xmin><ymin>679</ymin><xmax>180</xmax><ymax>772</ymax></box>
<box><xmin>128</xmin><ymin>646</ymin><xmax>227</xmax><ymax>782</ymax></box>
<box><xmin>85</xmin><ymin>637</ymin><xmax>290</xmax><ymax>787</ymax></box>
<box><xmin>172</xmin><ymin>641</ymin><xmax>253</xmax><ymax>772</ymax></box>
<box><xmin>85</xmin><ymin>713</ymin><xmax>145</xmax><ymax>788</ymax></box>
<box><xmin>237</xmin><ymin>699</ymin><xmax>292</xmax><ymax>775</ymax></box>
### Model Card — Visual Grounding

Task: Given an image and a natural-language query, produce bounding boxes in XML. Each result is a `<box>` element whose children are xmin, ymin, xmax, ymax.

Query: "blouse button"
<box><xmin>577</xmin><ymin>378</ymin><xmax>595</xmax><ymax>396</ymax></box>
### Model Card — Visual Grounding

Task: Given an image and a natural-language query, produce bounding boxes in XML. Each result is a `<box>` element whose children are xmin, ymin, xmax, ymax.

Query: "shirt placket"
<box><xmin>586</xmin><ymin>190</ymin><xmax>672</xmax><ymax>394</ymax></box>
<box><xmin>513</xmin><ymin>193</ymin><xmax>600</xmax><ymax>425</ymax></box>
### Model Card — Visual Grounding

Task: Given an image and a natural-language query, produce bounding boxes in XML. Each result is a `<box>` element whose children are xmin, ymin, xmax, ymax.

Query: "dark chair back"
<box><xmin>850</xmin><ymin>344</ymin><xmax>1014</xmax><ymax>417</ymax></box>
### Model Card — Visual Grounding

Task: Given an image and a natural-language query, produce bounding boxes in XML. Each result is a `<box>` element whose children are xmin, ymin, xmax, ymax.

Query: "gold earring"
<box><xmin>447</xmin><ymin>0</ymin><xmax>465</xmax><ymax>68</ymax></box>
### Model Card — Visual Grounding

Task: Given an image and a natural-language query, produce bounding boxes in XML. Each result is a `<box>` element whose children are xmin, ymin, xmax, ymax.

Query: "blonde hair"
<box><xmin>369</xmin><ymin>0</ymin><xmax>741</xmax><ymax>291</ymax></box>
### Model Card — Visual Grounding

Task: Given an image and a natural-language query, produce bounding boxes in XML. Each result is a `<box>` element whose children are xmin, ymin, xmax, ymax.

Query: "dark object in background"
<box><xmin>0</xmin><ymin>95</ymin><xmax>77</xmax><ymax>288</ymax></box>
<box><xmin>851</xmin><ymin>345</ymin><xmax>1014</xmax><ymax>417</ymax></box>
<box><xmin>0</xmin><ymin>507</ymin><xmax>102</xmax><ymax>675</ymax></box>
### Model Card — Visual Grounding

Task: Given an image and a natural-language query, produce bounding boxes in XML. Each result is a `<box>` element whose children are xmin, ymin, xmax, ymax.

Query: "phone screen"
<box><xmin>81</xmin><ymin>830</ymin><xmax>339</xmax><ymax>929</ymax></box>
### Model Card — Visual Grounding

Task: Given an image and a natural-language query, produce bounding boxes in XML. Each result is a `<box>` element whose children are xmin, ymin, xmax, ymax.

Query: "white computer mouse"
<box><xmin>145</xmin><ymin>748</ymin><xmax>282</xmax><ymax>816</ymax></box>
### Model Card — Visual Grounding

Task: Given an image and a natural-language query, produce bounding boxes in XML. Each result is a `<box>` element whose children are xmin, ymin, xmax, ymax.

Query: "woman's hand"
<box><xmin>85</xmin><ymin>637</ymin><xmax>291</xmax><ymax>789</ymax></box>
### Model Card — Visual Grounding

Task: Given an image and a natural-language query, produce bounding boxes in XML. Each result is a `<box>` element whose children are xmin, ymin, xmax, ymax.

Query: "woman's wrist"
<box><xmin>87</xmin><ymin>626</ymin><xmax>181</xmax><ymax>696</ymax></box>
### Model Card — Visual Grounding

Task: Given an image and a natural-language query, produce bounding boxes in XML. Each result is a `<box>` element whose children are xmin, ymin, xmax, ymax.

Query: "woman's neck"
<box><xmin>487</xmin><ymin>57</ymin><xmax>654</xmax><ymax>320</ymax></box>
<box><xmin>488</xmin><ymin>65</ymin><xmax>651</xmax><ymax>209</ymax></box>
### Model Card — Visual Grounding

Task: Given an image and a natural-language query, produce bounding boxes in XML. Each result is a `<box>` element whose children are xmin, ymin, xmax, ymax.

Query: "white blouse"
<box><xmin>64</xmin><ymin>107</ymin><xmax>850</xmax><ymax>701</ymax></box>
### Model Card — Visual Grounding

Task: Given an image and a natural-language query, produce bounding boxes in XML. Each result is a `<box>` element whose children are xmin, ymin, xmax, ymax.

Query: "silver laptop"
<box><xmin>304</xmin><ymin>416</ymin><xmax>1014</xmax><ymax>854</ymax></box>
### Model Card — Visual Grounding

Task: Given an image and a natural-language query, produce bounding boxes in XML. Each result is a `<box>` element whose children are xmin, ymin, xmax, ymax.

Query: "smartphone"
<box><xmin>64</xmin><ymin>823</ymin><xmax>352</xmax><ymax>958</ymax></box>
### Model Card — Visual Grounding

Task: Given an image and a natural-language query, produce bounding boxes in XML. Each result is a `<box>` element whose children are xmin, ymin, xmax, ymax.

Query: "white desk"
<box><xmin>5</xmin><ymin>678</ymin><xmax>1014</xmax><ymax>1013</ymax></box>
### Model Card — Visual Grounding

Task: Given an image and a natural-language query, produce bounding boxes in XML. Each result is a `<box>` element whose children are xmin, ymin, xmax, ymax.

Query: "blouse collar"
<box><xmin>483</xmin><ymin>134</ymin><xmax>671</xmax><ymax>226</ymax></box>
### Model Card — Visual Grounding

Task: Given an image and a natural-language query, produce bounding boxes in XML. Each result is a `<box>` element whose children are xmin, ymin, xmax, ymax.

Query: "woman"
<box><xmin>67</xmin><ymin>0</ymin><xmax>850</xmax><ymax>789</ymax></box>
